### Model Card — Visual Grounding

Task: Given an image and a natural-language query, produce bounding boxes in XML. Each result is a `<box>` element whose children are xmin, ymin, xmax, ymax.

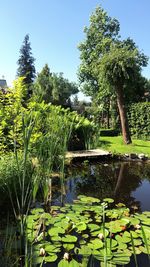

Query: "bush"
<box><xmin>128</xmin><ymin>102</ymin><xmax>150</xmax><ymax>140</ymax></box>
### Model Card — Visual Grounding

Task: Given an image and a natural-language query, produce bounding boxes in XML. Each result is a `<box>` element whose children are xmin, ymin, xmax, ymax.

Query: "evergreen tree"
<box><xmin>17</xmin><ymin>34</ymin><xmax>36</xmax><ymax>96</ymax></box>
<box><xmin>34</xmin><ymin>64</ymin><xmax>53</xmax><ymax>103</ymax></box>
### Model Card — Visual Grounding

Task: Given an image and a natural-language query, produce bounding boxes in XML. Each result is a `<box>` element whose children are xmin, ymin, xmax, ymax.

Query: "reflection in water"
<box><xmin>61</xmin><ymin>161</ymin><xmax>150</xmax><ymax>211</ymax></box>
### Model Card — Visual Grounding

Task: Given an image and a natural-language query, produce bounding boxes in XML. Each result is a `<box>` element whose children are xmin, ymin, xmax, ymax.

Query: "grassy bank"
<box><xmin>99</xmin><ymin>136</ymin><xmax>150</xmax><ymax>157</ymax></box>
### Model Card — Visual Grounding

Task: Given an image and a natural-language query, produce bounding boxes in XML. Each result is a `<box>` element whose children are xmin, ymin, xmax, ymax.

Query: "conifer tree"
<box><xmin>17</xmin><ymin>34</ymin><xmax>36</xmax><ymax>96</ymax></box>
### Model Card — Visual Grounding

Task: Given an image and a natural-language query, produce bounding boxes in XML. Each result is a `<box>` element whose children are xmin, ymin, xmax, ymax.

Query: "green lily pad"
<box><xmin>88</xmin><ymin>238</ymin><xmax>103</xmax><ymax>250</ymax></box>
<box><xmin>115</xmin><ymin>234</ymin><xmax>131</xmax><ymax>244</ymax></box>
<box><xmin>63</xmin><ymin>243</ymin><xmax>75</xmax><ymax>250</ymax></box>
<box><xmin>76</xmin><ymin>222</ymin><xmax>87</xmax><ymax>232</ymax></box>
<box><xmin>88</xmin><ymin>224</ymin><xmax>101</xmax><ymax>232</ymax></box>
<box><xmin>103</xmin><ymin>198</ymin><xmax>114</xmax><ymax>203</ymax></box>
<box><xmin>45</xmin><ymin>244</ymin><xmax>60</xmax><ymax>253</ymax></box>
<box><xmin>117</xmin><ymin>242</ymin><xmax>127</xmax><ymax>250</ymax></box>
<box><xmin>51</xmin><ymin>235</ymin><xmax>61</xmax><ymax>242</ymax></box>
<box><xmin>58</xmin><ymin>259</ymin><xmax>80</xmax><ymax>267</ymax></box>
<box><xmin>48</xmin><ymin>227</ymin><xmax>65</xmax><ymax>236</ymax></box>
<box><xmin>106</xmin><ymin>221</ymin><xmax>123</xmax><ymax>233</ymax></box>
<box><xmin>78</xmin><ymin>245</ymin><xmax>92</xmax><ymax>256</ymax></box>
<box><xmin>62</xmin><ymin>235</ymin><xmax>77</xmax><ymax>243</ymax></box>
<box><xmin>30</xmin><ymin>208</ymin><xmax>44</xmax><ymax>215</ymax></box>
<box><xmin>80</xmin><ymin>196</ymin><xmax>100</xmax><ymax>203</ymax></box>
<box><xmin>105</xmin><ymin>238</ymin><xmax>118</xmax><ymax>248</ymax></box>
<box><xmin>44</xmin><ymin>255</ymin><xmax>57</xmax><ymax>262</ymax></box>
<box><xmin>112</xmin><ymin>256</ymin><xmax>130</xmax><ymax>265</ymax></box>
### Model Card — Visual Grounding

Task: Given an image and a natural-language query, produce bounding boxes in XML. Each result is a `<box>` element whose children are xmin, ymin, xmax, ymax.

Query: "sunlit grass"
<box><xmin>99</xmin><ymin>136</ymin><xmax>150</xmax><ymax>157</ymax></box>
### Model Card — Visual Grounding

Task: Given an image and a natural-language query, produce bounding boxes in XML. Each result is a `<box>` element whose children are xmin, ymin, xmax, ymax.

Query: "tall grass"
<box><xmin>0</xmin><ymin>104</ymin><xmax>75</xmax><ymax>266</ymax></box>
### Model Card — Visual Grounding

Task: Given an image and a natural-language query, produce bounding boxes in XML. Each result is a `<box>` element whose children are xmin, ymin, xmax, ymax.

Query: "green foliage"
<box><xmin>34</xmin><ymin>66</ymin><xmax>79</xmax><ymax>106</ymax></box>
<box><xmin>78</xmin><ymin>5</ymin><xmax>148</xmax><ymax>144</ymax></box>
<box><xmin>34</xmin><ymin>64</ymin><xmax>53</xmax><ymax>103</ymax></box>
<box><xmin>25</xmin><ymin>196</ymin><xmax>150</xmax><ymax>266</ymax></box>
<box><xmin>78</xmin><ymin>6</ymin><xmax>148</xmax><ymax>101</ymax></box>
<box><xmin>128</xmin><ymin>102</ymin><xmax>150</xmax><ymax>140</ymax></box>
<box><xmin>100</xmin><ymin>129</ymin><xmax>119</xmax><ymax>137</ymax></box>
<box><xmin>0</xmin><ymin>80</ymin><xmax>96</xmax><ymax>153</ymax></box>
<box><xmin>0</xmin><ymin>152</ymin><xmax>33</xmax><ymax>212</ymax></box>
<box><xmin>0</xmin><ymin>77</ymin><xmax>27</xmax><ymax>152</ymax></box>
<box><xmin>17</xmin><ymin>34</ymin><xmax>36</xmax><ymax>95</ymax></box>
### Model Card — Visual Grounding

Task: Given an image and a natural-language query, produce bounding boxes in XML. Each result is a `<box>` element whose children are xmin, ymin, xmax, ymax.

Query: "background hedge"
<box><xmin>128</xmin><ymin>102</ymin><xmax>150</xmax><ymax>140</ymax></box>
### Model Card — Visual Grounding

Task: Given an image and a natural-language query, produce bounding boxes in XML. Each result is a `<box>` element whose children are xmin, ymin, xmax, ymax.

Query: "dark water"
<box><xmin>52</xmin><ymin>160</ymin><xmax>150</xmax><ymax>212</ymax></box>
<box><xmin>50</xmin><ymin>160</ymin><xmax>150</xmax><ymax>267</ymax></box>
<box><xmin>1</xmin><ymin>160</ymin><xmax>150</xmax><ymax>267</ymax></box>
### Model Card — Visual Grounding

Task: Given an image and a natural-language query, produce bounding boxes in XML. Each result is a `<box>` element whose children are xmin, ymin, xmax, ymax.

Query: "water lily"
<box><xmin>134</xmin><ymin>224</ymin><xmax>141</xmax><ymax>229</ymax></box>
<box><xmin>63</xmin><ymin>252</ymin><xmax>70</xmax><ymax>260</ymax></box>
<box><xmin>98</xmin><ymin>233</ymin><xmax>104</xmax><ymax>240</ymax></box>
<box><xmin>39</xmin><ymin>248</ymin><xmax>45</xmax><ymax>256</ymax></box>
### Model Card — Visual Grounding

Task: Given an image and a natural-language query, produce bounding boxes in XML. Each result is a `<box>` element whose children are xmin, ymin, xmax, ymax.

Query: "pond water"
<box><xmin>1</xmin><ymin>160</ymin><xmax>150</xmax><ymax>267</ymax></box>
<box><xmin>55</xmin><ymin>160</ymin><xmax>150</xmax><ymax>267</ymax></box>
<box><xmin>53</xmin><ymin>160</ymin><xmax>150</xmax><ymax>213</ymax></box>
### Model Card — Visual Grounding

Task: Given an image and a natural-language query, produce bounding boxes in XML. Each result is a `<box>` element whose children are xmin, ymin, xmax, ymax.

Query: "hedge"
<box><xmin>128</xmin><ymin>102</ymin><xmax>150</xmax><ymax>140</ymax></box>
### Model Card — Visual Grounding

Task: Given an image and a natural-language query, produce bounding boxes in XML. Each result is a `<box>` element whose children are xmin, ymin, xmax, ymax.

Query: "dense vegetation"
<box><xmin>128</xmin><ymin>102</ymin><xmax>150</xmax><ymax>140</ymax></box>
<box><xmin>0</xmin><ymin>4</ymin><xmax>150</xmax><ymax>267</ymax></box>
<box><xmin>78</xmin><ymin>6</ymin><xmax>149</xmax><ymax>144</ymax></box>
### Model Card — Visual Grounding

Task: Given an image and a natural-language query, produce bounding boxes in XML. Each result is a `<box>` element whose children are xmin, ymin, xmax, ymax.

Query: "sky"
<box><xmin>1</xmin><ymin>0</ymin><xmax>150</xmax><ymax>99</ymax></box>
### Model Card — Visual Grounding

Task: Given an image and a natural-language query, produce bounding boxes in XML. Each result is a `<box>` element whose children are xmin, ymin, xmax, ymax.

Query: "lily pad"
<box><xmin>58</xmin><ymin>259</ymin><xmax>80</xmax><ymax>267</ymax></box>
<box><xmin>62</xmin><ymin>235</ymin><xmax>77</xmax><ymax>243</ymax></box>
<box><xmin>48</xmin><ymin>227</ymin><xmax>65</xmax><ymax>236</ymax></box>
<box><xmin>44</xmin><ymin>255</ymin><xmax>57</xmax><ymax>262</ymax></box>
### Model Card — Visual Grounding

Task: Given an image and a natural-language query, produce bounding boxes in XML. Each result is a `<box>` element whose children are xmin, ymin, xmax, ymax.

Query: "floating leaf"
<box><xmin>48</xmin><ymin>227</ymin><xmax>65</xmax><ymax>236</ymax></box>
<box><xmin>63</xmin><ymin>243</ymin><xmax>75</xmax><ymax>250</ymax></box>
<box><xmin>80</xmin><ymin>196</ymin><xmax>100</xmax><ymax>203</ymax></box>
<box><xmin>88</xmin><ymin>238</ymin><xmax>103</xmax><ymax>249</ymax></box>
<box><xmin>88</xmin><ymin>224</ymin><xmax>101</xmax><ymax>232</ymax></box>
<box><xmin>58</xmin><ymin>259</ymin><xmax>80</xmax><ymax>267</ymax></box>
<box><xmin>62</xmin><ymin>235</ymin><xmax>77</xmax><ymax>243</ymax></box>
<box><xmin>30</xmin><ymin>208</ymin><xmax>44</xmax><ymax>215</ymax></box>
<box><xmin>103</xmin><ymin>198</ymin><xmax>114</xmax><ymax>203</ymax></box>
<box><xmin>44</xmin><ymin>255</ymin><xmax>57</xmax><ymax>262</ymax></box>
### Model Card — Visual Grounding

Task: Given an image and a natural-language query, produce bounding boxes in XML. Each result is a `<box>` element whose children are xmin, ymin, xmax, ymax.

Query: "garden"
<box><xmin>0</xmin><ymin>4</ymin><xmax>150</xmax><ymax>267</ymax></box>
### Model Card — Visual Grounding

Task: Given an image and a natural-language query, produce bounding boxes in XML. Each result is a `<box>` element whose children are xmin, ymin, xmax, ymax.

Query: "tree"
<box><xmin>51</xmin><ymin>73</ymin><xmax>79</xmax><ymax>106</ymax></box>
<box><xmin>78</xmin><ymin>6</ymin><xmax>148</xmax><ymax>144</ymax></box>
<box><xmin>34</xmin><ymin>67</ymin><xmax>79</xmax><ymax>107</ymax></box>
<box><xmin>34</xmin><ymin>64</ymin><xmax>53</xmax><ymax>103</ymax></box>
<box><xmin>17</xmin><ymin>34</ymin><xmax>36</xmax><ymax>97</ymax></box>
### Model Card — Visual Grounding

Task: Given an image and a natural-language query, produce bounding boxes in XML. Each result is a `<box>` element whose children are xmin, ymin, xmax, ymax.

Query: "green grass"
<box><xmin>99</xmin><ymin>136</ymin><xmax>150</xmax><ymax>157</ymax></box>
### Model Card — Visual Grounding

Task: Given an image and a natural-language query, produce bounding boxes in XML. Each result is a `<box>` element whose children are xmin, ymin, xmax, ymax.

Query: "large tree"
<box><xmin>78</xmin><ymin>6</ymin><xmax>148</xmax><ymax>144</ymax></box>
<box><xmin>17</xmin><ymin>34</ymin><xmax>36</xmax><ymax>97</ymax></box>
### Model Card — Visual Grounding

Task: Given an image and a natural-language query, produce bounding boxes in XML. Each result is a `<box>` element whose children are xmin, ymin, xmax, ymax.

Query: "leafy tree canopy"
<box><xmin>34</xmin><ymin>65</ymin><xmax>79</xmax><ymax>106</ymax></box>
<box><xmin>78</xmin><ymin>7</ymin><xmax>148</xmax><ymax>102</ymax></box>
<box><xmin>78</xmin><ymin>6</ymin><xmax>148</xmax><ymax>144</ymax></box>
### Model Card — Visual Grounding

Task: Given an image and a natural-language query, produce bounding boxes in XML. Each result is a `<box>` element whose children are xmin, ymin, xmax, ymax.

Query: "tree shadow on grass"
<box><xmin>99</xmin><ymin>140</ymin><xmax>112</xmax><ymax>148</ymax></box>
<box><xmin>134</xmin><ymin>144</ymin><xmax>150</xmax><ymax>148</ymax></box>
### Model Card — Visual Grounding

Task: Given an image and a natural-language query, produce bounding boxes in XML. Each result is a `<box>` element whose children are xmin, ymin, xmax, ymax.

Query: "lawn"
<box><xmin>99</xmin><ymin>136</ymin><xmax>150</xmax><ymax>157</ymax></box>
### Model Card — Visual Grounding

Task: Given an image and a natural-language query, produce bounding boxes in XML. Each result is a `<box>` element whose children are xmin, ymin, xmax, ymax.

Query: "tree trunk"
<box><xmin>116</xmin><ymin>85</ymin><xmax>132</xmax><ymax>144</ymax></box>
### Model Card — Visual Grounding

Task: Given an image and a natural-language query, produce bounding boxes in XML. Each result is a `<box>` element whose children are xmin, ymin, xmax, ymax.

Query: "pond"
<box><xmin>52</xmin><ymin>160</ymin><xmax>150</xmax><ymax>213</ymax></box>
<box><xmin>46</xmin><ymin>160</ymin><xmax>150</xmax><ymax>267</ymax></box>
<box><xmin>1</xmin><ymin>160</ymin><xmax>150</xmax><ymax>267</ymax></box>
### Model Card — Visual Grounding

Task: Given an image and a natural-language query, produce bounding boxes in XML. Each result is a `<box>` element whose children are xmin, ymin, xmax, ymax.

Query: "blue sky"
<box><xmin>1</xmin><ymin>0</ymin><xmax>150</xmax><ymax>99</ymax></box>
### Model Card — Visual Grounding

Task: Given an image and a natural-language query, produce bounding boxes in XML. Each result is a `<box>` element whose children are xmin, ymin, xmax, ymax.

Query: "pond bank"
<box><xmin>66</xmin><ymin>149</ymin><xmax>150</xmax><ymax>162</ymax></box>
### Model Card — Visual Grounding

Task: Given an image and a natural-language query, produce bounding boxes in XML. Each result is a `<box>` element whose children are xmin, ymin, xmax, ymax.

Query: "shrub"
<box><xmin>100</xmin><ymin>128</ymin><xmax>119</xmax><ymax>137</ymax></box>
<box><xmin>128</xmin><ymin>102</ymin><xmax>150</xmax><ymax>140</ymax></box>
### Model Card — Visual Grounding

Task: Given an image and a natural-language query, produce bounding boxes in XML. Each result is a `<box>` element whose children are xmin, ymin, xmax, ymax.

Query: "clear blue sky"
<box><xmin>1</xmin><ymin>0</ymin><xmax>150</xmax><ymax>98</ymax></box>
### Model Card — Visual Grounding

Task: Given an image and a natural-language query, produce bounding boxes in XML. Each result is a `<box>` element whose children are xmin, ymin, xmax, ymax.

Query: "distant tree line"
<box><xmin>16</xmin><ymin>34</ymin><xmax>78</xmax><ymax>107</ymax></box>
